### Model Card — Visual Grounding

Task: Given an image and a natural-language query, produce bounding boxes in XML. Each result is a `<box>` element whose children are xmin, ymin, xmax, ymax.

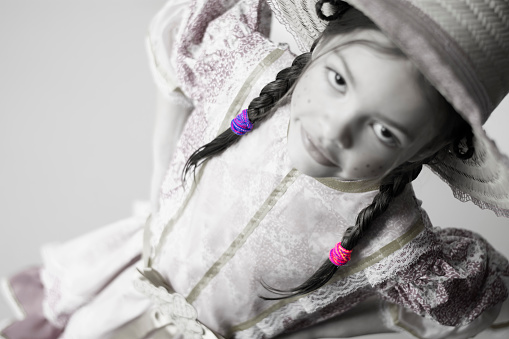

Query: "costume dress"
<box><xmin>2</xmin><ymin>1</ymin><xmax>509</xmax><ymax>338</ymax></box>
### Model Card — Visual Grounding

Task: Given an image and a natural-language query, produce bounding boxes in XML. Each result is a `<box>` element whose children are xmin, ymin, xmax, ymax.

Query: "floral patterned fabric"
<box><xmin>2</xmin><ymin>1</ymin><xmax>507</xmax><ymax>339</ymax></box>
<box><xmin>143</xmin><ymin>0</ymin><xmax>509</xmax><ymax>338</ymax></box>
<box><xmin>379</xmin><ymin>227</ymin><xmax>509</xmax><ymax>327</ymax></box>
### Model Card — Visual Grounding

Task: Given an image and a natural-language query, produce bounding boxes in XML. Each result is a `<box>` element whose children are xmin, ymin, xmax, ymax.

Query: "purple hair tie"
<box><xmin>231</xmin><ymin>109</ymin><xmax>253</xmax><ymax>135</ymax></box>
<box><xmin>329</xmin><ymin>242</ymin><xmax>352</xmax><ymax>267</ymax></box>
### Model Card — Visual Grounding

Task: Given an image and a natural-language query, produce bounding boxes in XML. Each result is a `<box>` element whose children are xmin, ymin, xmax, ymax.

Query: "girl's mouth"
<box><xmin>300</xmin><ymin>125</ymin><xmax>338</xmax><ymax>168</ymax></box>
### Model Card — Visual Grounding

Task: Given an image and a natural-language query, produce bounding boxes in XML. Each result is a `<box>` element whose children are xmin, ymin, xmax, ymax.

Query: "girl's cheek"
<box><xmin>299</xmin><ymin>86</ymin><xmax>314</xmax><ymax>107</ymax></box>
<box><xmin>369</xmin><ymin>163</ymin><xmax>388</xmax><ymax>177</ymax></box>
<box><xmin>353</xmin><ymin>161</ymin><xmax>390</xmax><ymax>179</ymax></box>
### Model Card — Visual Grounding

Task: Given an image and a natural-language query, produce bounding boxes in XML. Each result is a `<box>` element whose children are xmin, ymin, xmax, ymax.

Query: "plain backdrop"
<box><xmin>0</xmin><ymin>1</ymin><xmax>508</xmax><ymax>338</ymax></box>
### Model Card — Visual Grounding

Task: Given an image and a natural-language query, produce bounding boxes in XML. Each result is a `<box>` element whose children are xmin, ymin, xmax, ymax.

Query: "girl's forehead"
<box><xmin>313</xmin><ymin>29</ymin><xmax>399</xmax><ymax>59</ymax></box>
<box><xmin>310</xmin><ymin>34</ymin><xmax>422</xmax><ymax>103</ymax></box>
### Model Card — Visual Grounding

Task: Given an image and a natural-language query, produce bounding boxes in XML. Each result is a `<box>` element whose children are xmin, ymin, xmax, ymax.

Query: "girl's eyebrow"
<box><xmin>332</xmin><ymin>49</ymin><xmax>356</xmax><ymax>88</ymax></box>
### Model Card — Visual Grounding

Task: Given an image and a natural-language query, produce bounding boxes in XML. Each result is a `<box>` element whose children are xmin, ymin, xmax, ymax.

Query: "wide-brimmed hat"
<box><xmin>267</xmin><ymin>0</ymin><xmax>509</xmax><ymax>217</ymax></box>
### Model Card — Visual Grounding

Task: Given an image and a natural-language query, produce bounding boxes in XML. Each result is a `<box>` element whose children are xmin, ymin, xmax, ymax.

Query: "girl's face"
<box><xmin>288</xmin><ymin>29</ymin><xmax>447</xmax><ymax>181</ymax></box>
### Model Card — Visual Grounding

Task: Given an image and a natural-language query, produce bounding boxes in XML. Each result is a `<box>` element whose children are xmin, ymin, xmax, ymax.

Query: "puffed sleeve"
<box><xmin>171</xmin><ymin>0</ymin><xmax>275</xmax><ymax>104</ymax></box>
<box><xmin>377</xmin><ymin>211</ymin><xmax>509</xmax><ymax>338</ymax></box>
<box><xmin>147</xmin><ymin>0</ymin><xmax>276</xmax><ymax>106</ymax></box>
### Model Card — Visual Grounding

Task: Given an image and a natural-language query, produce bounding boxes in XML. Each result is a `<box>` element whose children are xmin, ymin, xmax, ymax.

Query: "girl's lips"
<box><xmin>300</xmin><ymin>125</ymin><xmax>338</xmax><ymax>168</ymax></box>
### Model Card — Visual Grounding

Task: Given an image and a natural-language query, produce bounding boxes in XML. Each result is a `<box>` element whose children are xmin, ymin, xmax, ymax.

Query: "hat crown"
<box><xmin>406</xmin><ymin>0</ymin><xmax>509</xmax><ymax>117</ymax></box>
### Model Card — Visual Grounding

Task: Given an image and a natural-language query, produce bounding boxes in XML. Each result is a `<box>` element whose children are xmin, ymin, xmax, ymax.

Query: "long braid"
<box><xmin>259</xmin><ymin>2</ymin><xmax>478</xmax><ymax>300</ymax></box>
<box><xmin>182</xmin><ymin>52</ymin><xmax>312</xmax><ymax>179</ymax></box>
<box><xmin>261</xmin><ymin>164</ymin><xmax>423</xmax><ymax>299</ymax></box>
<box><xmin>344</xmin><ymin>165</ymin><xmax>422</xmax><ymax>248</ymax></box>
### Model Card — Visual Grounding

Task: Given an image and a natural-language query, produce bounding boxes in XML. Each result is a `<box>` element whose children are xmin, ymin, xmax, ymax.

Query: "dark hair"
<box><xmin>183</xmin><ymin>1</ymin><xmax>474</xmax><ymax>299</ymax></box>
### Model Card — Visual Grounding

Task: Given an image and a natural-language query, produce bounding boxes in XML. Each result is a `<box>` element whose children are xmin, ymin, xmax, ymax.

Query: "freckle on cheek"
<box><xmin>366</xmin><ymin>164</ymin><xmax>370</xmax><ymax>168</ymax></box>
<box><xmin>379</xmin><ymin>165</ymin><xmax>383</xmax><ymax>169</ymax></box>
<box><xmin>307</xmin><ymin>99</ymin><xmax>311</xmax><ymax>104</ymax></box>
<box><xmin>354</xmin><ymin>167</ymin><xmax>358</xmax><ymax>171</ymax></box>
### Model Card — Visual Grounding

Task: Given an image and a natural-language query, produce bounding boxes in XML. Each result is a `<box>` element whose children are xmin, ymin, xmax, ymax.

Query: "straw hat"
<box><xmin>267</xmin><ymin>0</ymin><xmax>509</xmax><ymax>217</ymax></box>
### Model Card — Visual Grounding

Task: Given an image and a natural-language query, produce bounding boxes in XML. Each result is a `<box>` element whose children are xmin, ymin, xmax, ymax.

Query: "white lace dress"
<box><xmin>2</xmin><ymin>1</ymin><xmax>508</xmax><ymax>339</ymax></box>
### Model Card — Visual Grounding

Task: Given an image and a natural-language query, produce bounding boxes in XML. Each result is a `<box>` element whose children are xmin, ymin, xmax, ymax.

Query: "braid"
<box><xmin>343</xmin><ymin>164</ymin><xmax>422</xmax><ymax>249</ymax></box>
<box><xmin>182</xmin><ymin>52</ymin><xmax>312</xmax><ymax>179</ymax></box>
<box><xmin>259</xmin><ymin>2</ymin><xmax>477</xmax><ymax>301</ymax></box>
<box><xmin>247</xmin><ymin>52</ymin><xmax>311</xmax><ymax>124</ymax></box>
<box><xmin>261</xmin><ymin>164</ymin><xmax>423</xmax><ymax>299</ymax></box>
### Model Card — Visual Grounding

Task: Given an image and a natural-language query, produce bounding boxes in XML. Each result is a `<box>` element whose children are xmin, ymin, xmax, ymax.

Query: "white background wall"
<box><xmin>0</xmin><ymin>1</ymin><xmax>507</xmax><ymax>338</ymax></box>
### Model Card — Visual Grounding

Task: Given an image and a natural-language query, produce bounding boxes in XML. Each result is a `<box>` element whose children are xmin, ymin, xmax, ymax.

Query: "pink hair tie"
<box><xmin>231</xmin><ymin>109</ymin><xmax>253</xmax><ymax>135</ymax></box>
<box><xmin>329</xmin><ymin>242</ymin><xmax>352</xmax><ymax>266</ymax></box>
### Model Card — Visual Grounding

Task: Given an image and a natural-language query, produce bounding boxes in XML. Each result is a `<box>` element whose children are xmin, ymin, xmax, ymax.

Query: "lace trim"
<box><xmin>450</xmin><ymin>185</ymin><xmax>509</xmax><ymax>218</ymax></box>
<box><xmin>234</xmin><ymin>285</ymin><xmax>373</xmax><ymax>338</ymax></box>
<box><xmin>266</xmin><ymin>0</ymin><xmax>322</xmax><ymax>52</ymax></box>
<box><xmin>364</xmin><ymin>219</ymin><xmax>433</xmax><ymax>286</ymax></box>
<box><xmin>230</xmin><ymin>217</ymin><xmax>431</xmax><ymax>335</ymax></box>
<box><xmin>428</xmin><ymin>148</ymin><xmax>509</xmax><ymax>218</ymax></box>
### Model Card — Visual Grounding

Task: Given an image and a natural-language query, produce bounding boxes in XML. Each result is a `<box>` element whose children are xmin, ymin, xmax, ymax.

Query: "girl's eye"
<box><xmin>372</xmin><ymin>122</ymin><xmax>398</xmax><ymax>147</ymax></box>
<box><xmin>327</xmin><ymin>69</ymin><xmax>347</xmax><ymax>93</ymax></box>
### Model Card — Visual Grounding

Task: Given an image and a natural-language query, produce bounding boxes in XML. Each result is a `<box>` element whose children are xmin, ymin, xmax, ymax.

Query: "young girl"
<box><xmin>2</xmin><ymin>0</ymin><xmax>509</xmax><ymax>338</ymax></box>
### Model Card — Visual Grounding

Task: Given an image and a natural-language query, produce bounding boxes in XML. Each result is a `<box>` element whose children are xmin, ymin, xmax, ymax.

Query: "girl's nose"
<box><xmin>321</xmin><ymin>109</ymin><xmax>355</xmax><ymax>149</ymax></box>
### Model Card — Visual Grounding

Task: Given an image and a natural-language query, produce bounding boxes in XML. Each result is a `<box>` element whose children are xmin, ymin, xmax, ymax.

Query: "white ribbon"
<box><xmin>133</xmin><ymin>276</ymin><xmax>204</xmax><ymax>339</ymax></box>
